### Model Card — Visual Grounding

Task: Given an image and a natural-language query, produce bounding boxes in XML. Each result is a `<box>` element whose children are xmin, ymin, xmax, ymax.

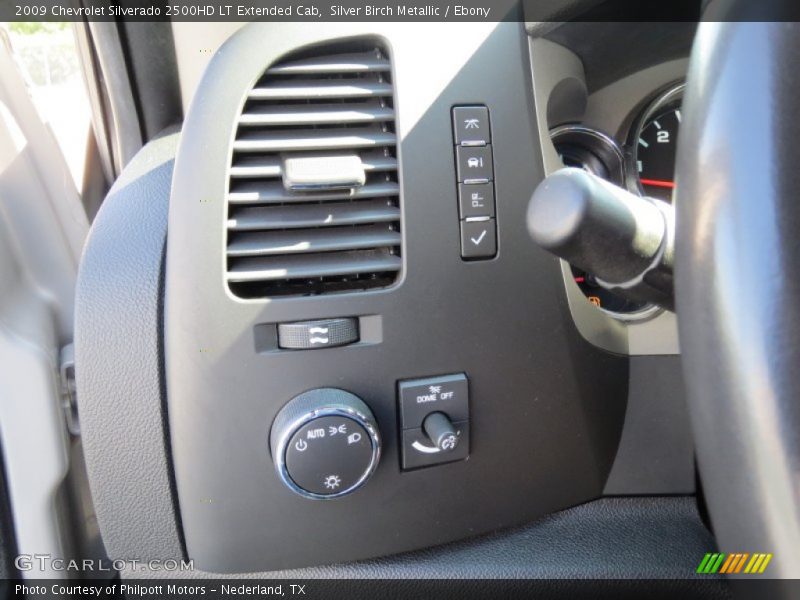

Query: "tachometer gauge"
<box><xmin>629</xmin><ymin>84</ymin><xmax>684</xmax><ymax>202</ymax></box>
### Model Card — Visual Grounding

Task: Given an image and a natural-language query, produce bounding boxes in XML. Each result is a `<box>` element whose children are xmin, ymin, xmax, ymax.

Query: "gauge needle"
<box><xmin>640</xmin><ymin>178</ymin><xmax>676</xmax><ymax>189</ymax></box>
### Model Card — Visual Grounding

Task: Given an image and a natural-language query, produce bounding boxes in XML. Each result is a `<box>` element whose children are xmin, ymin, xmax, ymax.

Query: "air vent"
<box><xmin>226</xmin><ymin>41</ymin><xmax>402</xmax><ymax>298</ymax></box>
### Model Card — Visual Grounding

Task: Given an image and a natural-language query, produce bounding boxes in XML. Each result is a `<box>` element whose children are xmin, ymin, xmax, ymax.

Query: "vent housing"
<box><xmin>225</xmin><ymin>41</ymin><xmax>402</xmax><ymax>298</ymax></box>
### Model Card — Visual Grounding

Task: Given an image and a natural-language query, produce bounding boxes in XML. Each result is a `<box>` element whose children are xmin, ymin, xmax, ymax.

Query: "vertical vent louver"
<box><xmin>225</xmin><ymin>41</ymin><xmax>402</xmax><ymax>298</ymax></box>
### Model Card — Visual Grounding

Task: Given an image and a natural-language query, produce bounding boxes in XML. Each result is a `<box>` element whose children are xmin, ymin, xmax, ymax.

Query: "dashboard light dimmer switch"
<box><xmin>398</xmin><ymin>373</ymin><xmax>470</xmax><ymax>470</ymax></box>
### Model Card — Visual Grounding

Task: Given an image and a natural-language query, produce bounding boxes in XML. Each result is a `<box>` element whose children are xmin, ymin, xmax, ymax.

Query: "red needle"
<box><xmin>640</xmin><ymin>178</ymin><xmax>676</xmax><ymax>189</ymax></box>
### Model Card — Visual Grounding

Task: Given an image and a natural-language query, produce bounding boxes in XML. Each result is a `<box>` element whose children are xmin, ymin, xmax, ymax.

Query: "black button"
<box><xmin>460</xmin><ymin>219</ymin><xmax>497</xmax><ymax>259</ymax></box>
<box><xmin>277</xmin><ymin>318</ymin><xmax>359</xmax><ymax>350</ymax></box>
<box><xmin>458</xmin><ymin>182</ymin><xmax>495</xmax><ymax>219</ymax></box>
<box><xmin>399</xmin><ymin>373</ymin><xmax>469</xmax><ymax>429</ymax></box>
<box><xmin>401</xmin><ymin>421</ymin><xmax>469</xmax><ymax>470</ymax></box>
<box><xmin>456</xmin><ymin>145</ymin><xmax>493</xmax><ymax>183</ymax></box>
<box><xmin>452</xmin><ymin>106</ymin><xmax>490</xmax><ymax>145</ymax></box>
<box><xmin>285</xmin><ymin>416</ymin><xmax>373</xmax><ymax>496</ymax></box>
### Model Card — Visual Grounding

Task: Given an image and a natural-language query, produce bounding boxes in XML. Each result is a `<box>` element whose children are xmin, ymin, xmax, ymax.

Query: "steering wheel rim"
<box><xmin>676</xmin><ymin>17</ymin><xmax>800</xmax><ymax>578</ymax></box>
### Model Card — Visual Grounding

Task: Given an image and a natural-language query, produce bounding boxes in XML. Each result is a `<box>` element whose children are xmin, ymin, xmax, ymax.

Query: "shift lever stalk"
<box><xmin>527</xmin><ymin>168</ymin><xmax>674</xmax><ymax>310</ymax></box>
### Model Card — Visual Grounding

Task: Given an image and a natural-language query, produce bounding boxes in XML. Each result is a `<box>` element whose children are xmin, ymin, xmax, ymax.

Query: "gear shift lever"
<box><xmin>527</xmin><ymin>168</ymin><xmax>675</xmax><ymax>310</ymax></box>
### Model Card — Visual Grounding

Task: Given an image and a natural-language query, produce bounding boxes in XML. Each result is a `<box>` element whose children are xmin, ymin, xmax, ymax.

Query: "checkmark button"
<box><xmin>460</xmin><ymin>219</ymin><xmax>496</xmax><ymax>259</ymax></box>
<box><xmin>470</xmin><ymin>230</ymin><xmax>487</xmax><ymax>245</ymax></box>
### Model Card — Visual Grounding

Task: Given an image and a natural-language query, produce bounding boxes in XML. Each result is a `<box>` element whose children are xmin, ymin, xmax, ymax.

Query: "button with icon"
<box><xmin>458</xmin><ymin>182</ymin><xmax>495</xmax><ymax>219</ymax></box>
<box><xmin>456</xmin><ymin>145</ymin><xmax>493</xmax><ymax>182</ymax></box>
<box><xmin>452</xmin><ymin>106</ymin><xmax>491</xmax><ymax>145</ymax></box>
<box><xmin>460</xmin><ymin>219</ymin><xmax>497</xmax><ymax>259</ymax></box>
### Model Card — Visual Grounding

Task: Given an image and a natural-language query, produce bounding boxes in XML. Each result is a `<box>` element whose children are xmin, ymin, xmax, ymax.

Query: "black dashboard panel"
<box><xmin>165</xmin><ymin>22</ymin><xmax>628</xmax><ymax>572</ymax></box>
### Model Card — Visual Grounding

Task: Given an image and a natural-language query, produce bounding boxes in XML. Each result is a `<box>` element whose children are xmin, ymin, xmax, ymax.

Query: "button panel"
<box><xmin>398</xmin><ymin>373</ymin><xmax>470</xmax><ymax>470</ymax></box>
<box><xmin>451</xmin><ymin>105</ymin><xmax>497</xmax><ymax>260</ymax></box>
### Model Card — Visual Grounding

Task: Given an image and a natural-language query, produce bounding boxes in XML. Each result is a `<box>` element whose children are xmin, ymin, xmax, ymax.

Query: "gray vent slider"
<box><xmin>283</xmin><ymin>154</ymin><xmax>366</xmax><ymax>192</ymax></box>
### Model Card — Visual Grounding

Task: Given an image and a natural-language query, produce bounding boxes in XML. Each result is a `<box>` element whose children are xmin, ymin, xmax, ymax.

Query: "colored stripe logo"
<box><xmin>697</xmin><ymin>552</ymin><xmax>772</xmax><ymax>574</ymax></box>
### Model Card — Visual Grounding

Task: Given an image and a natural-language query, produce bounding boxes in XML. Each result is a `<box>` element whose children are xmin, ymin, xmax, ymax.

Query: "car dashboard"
<box><xmin>72</xmin><ymin>16</ymin><xmax>707</xmax><ymax>578</ymax></box>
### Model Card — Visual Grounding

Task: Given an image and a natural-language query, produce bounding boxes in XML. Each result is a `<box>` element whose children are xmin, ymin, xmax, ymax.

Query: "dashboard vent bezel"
<box><xmin>225</xmin><ymin>40</ymin><xmax>402</xmax><ymax>299</ymax></box>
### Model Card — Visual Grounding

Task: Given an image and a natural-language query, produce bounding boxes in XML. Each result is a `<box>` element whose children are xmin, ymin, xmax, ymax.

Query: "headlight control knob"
<box><xmin>270</xmin><ymin>389</ymin><xmax>381</xmax><ymax>500</ymax></box>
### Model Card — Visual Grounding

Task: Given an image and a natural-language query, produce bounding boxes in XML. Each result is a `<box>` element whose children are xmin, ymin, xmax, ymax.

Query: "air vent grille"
<box><xmin>226</xmin><ymin>42</ymin><xmax>401</xmax><ymax>298</ymax></box>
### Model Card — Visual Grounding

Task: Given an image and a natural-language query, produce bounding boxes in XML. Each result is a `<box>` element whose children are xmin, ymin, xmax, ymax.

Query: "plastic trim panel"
<box><xmin>75</xmin><ymin>131</ymin><xmax>184</xmax><ymax>562</ymax></box>
<box><xmin>167</xmin><ymin>22</ymin><xmax>628</xmax><ymax>573</ymax></box>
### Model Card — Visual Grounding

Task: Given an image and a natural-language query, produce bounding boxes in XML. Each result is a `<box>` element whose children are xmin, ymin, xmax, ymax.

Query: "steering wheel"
<box><xmin>528</xmin><ymin>13</ymin><xmax>800</xmax><ymax>579</ymax></box>
<box><xmin>676</xmin><ymin>17</ymin><xmax>800</xmax><ymax>577</ymax></box>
